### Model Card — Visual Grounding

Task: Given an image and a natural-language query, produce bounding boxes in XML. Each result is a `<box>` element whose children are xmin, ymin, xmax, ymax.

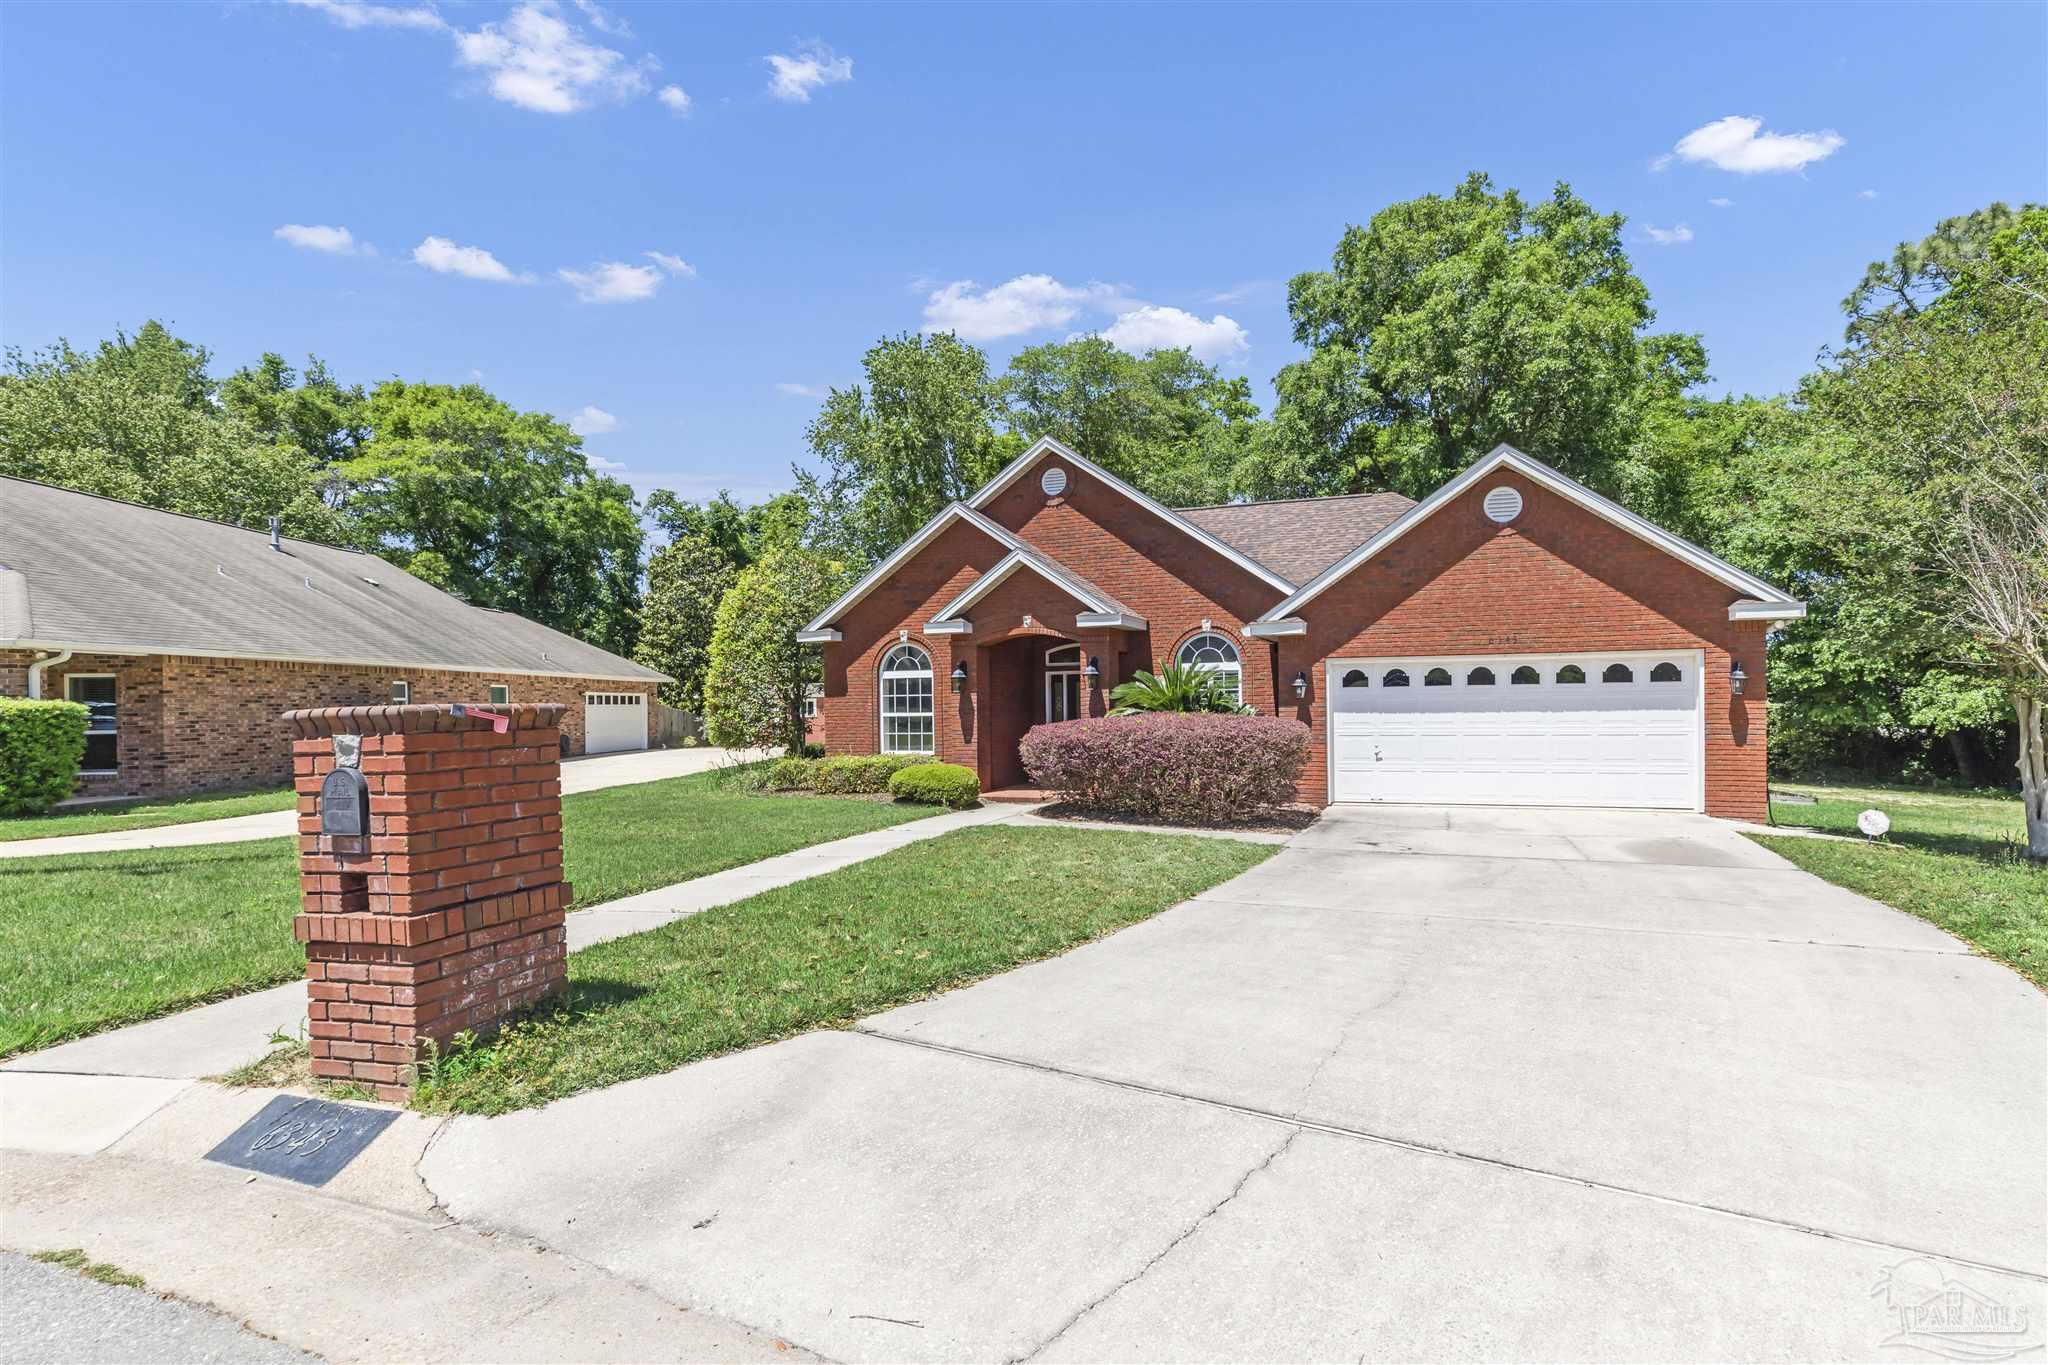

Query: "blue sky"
<box><xmin>4</xmin><ymin>0</ymin><xmax>2042</xmax><ymax>506</ymax></box>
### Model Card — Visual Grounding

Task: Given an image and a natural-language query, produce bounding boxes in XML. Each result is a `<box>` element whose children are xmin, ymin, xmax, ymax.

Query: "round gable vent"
<box><xmin>1041</xmin><ymin>466</ymin><xmax>1068</xmax><ymax>497</ymax></box>
<box><xmin>1482</xmin><ymin>485</ymin><xmax>1523</xmax><ymax>524</ymax></box>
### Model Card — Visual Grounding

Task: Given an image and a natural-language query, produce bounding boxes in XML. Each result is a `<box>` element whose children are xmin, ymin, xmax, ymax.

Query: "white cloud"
<box><xmin>558</xmin><ymin>260</ymin><xmax>663</xmax><ymax>303</ymax></box>
<box><xmin>776</xmin><ymin>381</ymin><xmax>829</xmax><ymax>398</ymax></box>
<box><xmin>453</xmin><ymin>1</ymin><xmax>653</xmax><ymax>114</ymax></box>
<box><xmin>1097</xmin><ymin>306</ymin><xmax>1249</xmax><ymax>363</ymax></box>
<box><xmin>1708</xmin><ymin>196</ymin><xmax>1733</xmax><ymax>208</ymax></box>
<box><xmin>412</xmin><ymin>235</ymin><xmax>530</xmax><ymax>282</ymax></box>
<box><xmin>921</xmin><ymin>274</ymin><xmax>1126</xmax><ymax>341</ymax></box>
<box><xmin>586</xmin><ymin>454</ymin><xmax>627</xmax><ymax>471</ymax></box>
<box><xmin>1667</xmin><ymin>115</ymin><xmax>1845</xmax><ymax>174</ymax></box>
<box><xmin>1644</xmin><ymin>223</ymin><xmax>1695</xmax><ymax>246</ymax></box>
<box><xmin>570</xmin><ymin>405</ymin><xmax>619</xmax><ymax>435</ymax></box>
<box><xmin>765</xmin><ymin>44</ymin><xmax>852</xmax><ymax>102</ymax></box>
<box><xmin>1858</xmin><ymin>188</ymin><xmax>1880</xmax><ymax>200</ymax></box>
<box><xmin>285</xmin><ymin>0</ymin><xmax>445</xmax><ymax>32</ymax></box>
<box><xmin>274</xmin><ymin>223</ymin><xmax>365</xmax><ymax>255</ymax></box>
<box><xmin>572</xmin><ymin>0</ymin><xmax>629</xmax><ymax>36</ymax></box>
<box><xmin>1649</xmin><ymin>153</ymin><xmax>1674</xmax><ymax>173</ymax></box>
<box><xmin>645</xmin><ymin>250</ymin><xmax>695</xmax><ymax>277</ymax></box>
<box><xmin>657</xmin><ymin>84</ymin><xmax>692</xmax><ymax>115</ymax></box>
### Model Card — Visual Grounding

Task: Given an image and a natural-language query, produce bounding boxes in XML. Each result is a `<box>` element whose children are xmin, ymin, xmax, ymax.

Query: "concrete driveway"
<box><xmin>422</xmin><ymin>806</ymin><xmax>2047</xmax><ymax>1362</ymax></box>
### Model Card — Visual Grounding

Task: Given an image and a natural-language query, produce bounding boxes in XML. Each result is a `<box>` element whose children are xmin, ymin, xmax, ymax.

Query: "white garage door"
<box><xmin>583</xmin><ymin>691</ymin><xmax>649</xmax><ymax>754</ymax></box>
<box><xmin>1328</xmin><ymin>651</ymin><xmax>1702</xmax><ymax>809</ymax></box>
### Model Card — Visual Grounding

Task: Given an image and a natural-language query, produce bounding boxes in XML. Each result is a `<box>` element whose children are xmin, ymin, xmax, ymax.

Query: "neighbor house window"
<box><xmin>390</xmin><ymin>680</ymin><xmax>410</xmax><ymax>704</ymax></box>
<box><xmin>488</xmin><ymin>684</ymin><xmax>510</xmax><ymax>705</ymax></box>
<box><xmin>801</xmin><ymin>689</ymin><xmax>819</xmax><ymax>720</ymax></box>
<box><xmin>879</xmin><ymin>644</ymin><xmax>934</xmax><ymax>753</ymax></box>
<box><xmin>1176</xmin><ymin>632</ymin><xmax>1241</xmax><ymax>703</ymax></box>
<box><xmin>66</xmin><ymin>675</ymin><xmax>118</xmax><ymax>772</ymax></box>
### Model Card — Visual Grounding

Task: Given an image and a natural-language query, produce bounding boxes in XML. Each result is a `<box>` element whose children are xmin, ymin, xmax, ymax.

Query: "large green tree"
<box><xmin>1263</xmin><ymin>172</ymin><xmax>1705</xmax><ymax>500</ymax></box>
<box><xmin>0</xmin><ymin>323</ymin><xmax>350</xmax><ymax>541</ymax></box>
<box><xmin>644</xmin><ymin>488</ymin><xmax>809</xmax><ymax>567</ymax></box>
<box><xmin>997</xmin><ymin>337</ymin><xmax>1261</xmax><ymax>506</ymax></box>
<box><xmin>633</xmin><ymin>533</ymin><xmax>738</xmax><ymax>715</ymax></box>
<box><xmin>337</xmin><ymin>381</ymin><xmax>645</xmax><ymax>655</ymax></box>
<box><xmin>703</xmin><ymin>547</ymin><xmax>845</xmax><ymax>752</ymax></box>
<box><xmin>796</xmin><ymin>332</ymin><xmax>1009</xmax><ymax>565</ymax></box>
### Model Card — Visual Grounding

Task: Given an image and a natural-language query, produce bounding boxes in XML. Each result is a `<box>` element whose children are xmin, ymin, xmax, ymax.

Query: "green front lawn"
<box><xmin>413</xmin><ymin>825</ymin><xmax>1273</xmax><ymax>1114</ymax></box>
<box><xmin>0</xmin><ymin>770</ymin><xmax>937</xmax><ymax>1058</ymax></box>
<box><xmin>1752</xmin><ymin>782</ymin><xmax>2044</xmax><ymax>988</ymax></box>
<box><xmin>0</xmin><ymin>787</ymin><xmax>298</xmax><ymax>842</ymax></box>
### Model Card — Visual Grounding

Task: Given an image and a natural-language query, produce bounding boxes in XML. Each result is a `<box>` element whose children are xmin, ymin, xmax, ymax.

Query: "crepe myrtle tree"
<box><xmin>704</xmin><ymin>547</ymin><xmax>845</xmax><ymax>753</ymax></box>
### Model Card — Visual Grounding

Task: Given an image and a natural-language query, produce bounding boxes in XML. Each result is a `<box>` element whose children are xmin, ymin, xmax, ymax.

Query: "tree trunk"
<box><xmin>2016</xmin><ymin>693</ymin><xmax>2048</xmax><ymax>862</ymax></box>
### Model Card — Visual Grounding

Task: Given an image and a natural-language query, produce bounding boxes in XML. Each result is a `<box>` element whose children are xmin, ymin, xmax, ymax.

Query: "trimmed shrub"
<box><xmin>888</xmin><ymin>762</ymin><xmax>980</xmax><ymax>810</ymax></box>
<box><xmin>767</xmin><ymin>756</ymin><xmax>818</xmax><ymax>790</ymax></box>
<box><xmin>1019</xmin><ymin>713</ymin><xmax>1310</xmax><ymax>824</ymax></box>
<box><xmin>800</xmin><ymin>742</ymin><xmax>826</xmax><ymax>759</ymax></box>
<box><xmin>813</xmin><ymin>753</ymin><xmax>927</xmax><ymax>795</ymax></box>
<box><xmin>0</xmin><ymin>698</ymin><xmax>89</xmax><ymax>816</ymax></box>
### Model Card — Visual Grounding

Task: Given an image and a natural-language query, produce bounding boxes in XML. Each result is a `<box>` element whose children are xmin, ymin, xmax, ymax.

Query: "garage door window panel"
<box><xmin>1650</xmin><ymin>662</ymin><xmax>1683</xmax><ymax>682</ymax></box>
<box><xmin>1341</xmin><ymin>669</ymin><xmax>1368</xmax><ymax>687</ymax></box>
<box><xmin>1603</xmin><ymin>664</ymin><xmax>1634</xmax><ymax>683</ymax></box>
<box><xmin>1467</xmin><ymin>667</ymin><xmax>1495</xmax><ymax>686</ymax></box>
<box><xmin>1511</xmin><ymin>666</ymin><xmax>1540</xmax><ymax>685</ymax></box>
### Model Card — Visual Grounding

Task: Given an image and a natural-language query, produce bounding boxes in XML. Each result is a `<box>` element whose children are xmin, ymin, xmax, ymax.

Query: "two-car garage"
<box><xmin>1326</xmin><ymin>651</ymin><xmax>1703</xmax><ymax>810</ymax></box>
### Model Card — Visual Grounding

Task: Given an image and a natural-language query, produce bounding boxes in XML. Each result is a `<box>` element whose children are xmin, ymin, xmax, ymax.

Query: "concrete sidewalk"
<box><xmin>0</xmin><ymin>746</ymin><xmax>765</xmax><ymax>861</ymax></box>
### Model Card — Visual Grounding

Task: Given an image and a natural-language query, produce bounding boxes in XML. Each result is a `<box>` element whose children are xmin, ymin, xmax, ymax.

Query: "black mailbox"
<box><xmin>318</xmin><ymin>766</ymin><xmax>370</xmax><ymax>838</ymax></box>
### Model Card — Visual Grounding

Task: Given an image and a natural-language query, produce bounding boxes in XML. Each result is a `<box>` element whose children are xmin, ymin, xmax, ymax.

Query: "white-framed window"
<box><xmin>1045</xmin><ymin>642</ymin><xmax>1083</xmax><ymax>723</ymax></box>
<box><xmin>66</xmin><ymin>674</ymin><xmax>118</xmax><ymax>772</ymax></box>
<box><xmin>801</xmin><ymin>686</ymin><xmax>820</xmax><ymax>720</ymax></box>
<box><xmin>1175</xmin><ymin>631</ymin><xmax>1242</xmax><ymax>704</ymax></box>
<box><xmin>879</xmin><ymin>643</ymin><xmax>934</xmax><ymax>753</ymax></box>
<box><xmin>390</xmin><ymin>680</ymin><xmax>411</xmax><ymax>704</ymax></box>
<box><xmin>488</xmin><ymin>683</ymin><xmax>510</xmax><ymax>705</ymax></box>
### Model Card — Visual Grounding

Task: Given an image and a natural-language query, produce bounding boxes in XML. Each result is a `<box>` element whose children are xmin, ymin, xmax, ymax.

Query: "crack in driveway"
<box><xmin>1013</xmin><ymin>1127</ymin><xmax>1303</xmax><ymax>1363</ymax></box>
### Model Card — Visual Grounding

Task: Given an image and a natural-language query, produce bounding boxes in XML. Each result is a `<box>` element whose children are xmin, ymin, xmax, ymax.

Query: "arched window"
<box><xmin>879</xmin><ymin>644</ymin><xmax>934</xmax><ymax>753</ymax></box>
<box><xmin>1045</xmin><ymin>643</ymin><xmax>1081</xmax><ymax>671</ymax></box>
<box><xmin>1511</xmin><ymin>665</ymin><xmax>1541</xmax><ymax>685</ymax></box>
<box><xmin>1602</xmin><ymin>663</ymin><xmax>1634</xmax><ymax>683</ymax></box>
<box><xmin>1176</xmin><ymin>632</ymin><xmax>1242</xmax><ymax>704</ymax></box>
<box><xmin>1556</xmin><ymin>664</ymin><xmax>1586</xmax><ymax>684</ymax></box>
<box><xmin>1424</xmin><ymin>667</ymin><xmax>1452</xmax><ymax>686</ymax></box>
<box><xmin>1340</xmin><ymin>669</ymin><xmax>1369</xmax><ymax>688</ymax></box>
<box><xmin>1382</xmin><ymin>668</ymin><xmax>1410</xmax><ymax>687</ymax></box>
<box><xmin>1467</xmin><ymin>667</ymin><xmax>1496</xmax><ymax>686</ymax></box>
<box><xmin>1650</xmin><ymin>661</ymin><xmax>1683</xmax><ymax>683</ymax></box>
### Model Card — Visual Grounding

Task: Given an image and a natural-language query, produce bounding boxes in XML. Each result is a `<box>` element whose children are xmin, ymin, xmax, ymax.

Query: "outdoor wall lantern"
<box><xmin>1293</xmin><ymin>670</ymin><xmax>1309</xmax><ymax>699</ymax></box>
<box><xmin>1084</xmin><ymin>656</ymin><xmax>1101</xmax><ymax>681</ymax></box>
<box><xmin>1729</xmin><ymin>660</ymin><xmax>1748</xmax><ymax>696</ymax></box>
<box><xmin>950</xmin><ymin>661</ymin><xmax>968</xmax><ymax>693</ymax></box>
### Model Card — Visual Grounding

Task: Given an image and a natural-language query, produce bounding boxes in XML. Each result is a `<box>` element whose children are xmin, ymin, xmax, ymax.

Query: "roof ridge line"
<box><xmin>0</xmin><ymin>474</ymin><xmax>375</xmax><ymax>556</ymax></box>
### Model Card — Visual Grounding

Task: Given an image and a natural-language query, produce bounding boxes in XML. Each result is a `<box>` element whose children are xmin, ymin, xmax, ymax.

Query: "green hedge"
<box><xmin>0</xmin><ymin>698</ymin><xmax>88</xmax><ymax>816</ymax></box>
<box><xmin>813</xmin><ymin>753</ymin><xmax>927</xmax><ymax>795</ymax></box>
<box><xmin>767</xmin><ymin>756</ymin><xmax>816</xmax><ymax>790</ymax></box>
<box><xmin>887</xmin><ymin>762</ymin><xmax>980</xmax><ymax>810</ymax></box>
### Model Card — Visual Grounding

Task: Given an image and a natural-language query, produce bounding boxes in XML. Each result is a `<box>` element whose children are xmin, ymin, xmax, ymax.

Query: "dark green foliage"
<box><xmin>1107</xmin><ymin>664</ymin><xmax>1243</xmax><ymax>716</ymax></box>
<box><xmin>811</xmin><ymin>753</ymin><xmax>927</xmax><ymax>795</ymax></box>
<box><xmin>887</xmin><ymin>762</ymin><xmax>980</xmax><ymax>809</ymax></box>
<box><xmin>767</xmin><ymin>756</ymin><xmax>817</xmax><ymax>790</ymax></box>
<box><xmin>0</xmin><ymin>699</ymin><xmax>87</xmax><ymax>815</ymax></box>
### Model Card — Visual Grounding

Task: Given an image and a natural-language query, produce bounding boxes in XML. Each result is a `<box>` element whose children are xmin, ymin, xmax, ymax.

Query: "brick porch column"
<box><xmin>285</xmin><ymin>703</ymin><xmax>570</xmax><ymax>1100</ymax></box>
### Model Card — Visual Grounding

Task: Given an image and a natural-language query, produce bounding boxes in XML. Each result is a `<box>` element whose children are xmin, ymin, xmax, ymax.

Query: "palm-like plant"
<box><xmin>1107</xmin><ymin>662</ymin><xmax>1242</xmax><ymax>716</ymax></box>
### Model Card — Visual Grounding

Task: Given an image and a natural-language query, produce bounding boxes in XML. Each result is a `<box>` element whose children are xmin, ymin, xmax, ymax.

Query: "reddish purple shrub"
<box><xmin>1018</xmin><ymin>713</ymin><xmax>1310</xmax><ymax>823</ymax></box>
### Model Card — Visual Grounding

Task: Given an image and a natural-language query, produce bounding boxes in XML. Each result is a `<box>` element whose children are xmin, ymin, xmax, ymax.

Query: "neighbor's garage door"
<box><xmin>1328</xmin><ymin>651</ymin><xmax>1701</xmax><ymax>809</ymax></box>
<box><xmin>583</xmin><ymin>691</ymin><xmax>649</xmax><ymax>754</ymax></box>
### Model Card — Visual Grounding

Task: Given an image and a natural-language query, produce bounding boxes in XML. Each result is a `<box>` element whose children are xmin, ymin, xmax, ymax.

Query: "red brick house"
<box><xmin>797</xmin><ymin>439</ymin><xmax>1804</xmax><ymax>820</ymax></box>
<box><xmin>1</xmin><ymin>477</ymin><xmax>668</xmax><ymax>800</ymax></box>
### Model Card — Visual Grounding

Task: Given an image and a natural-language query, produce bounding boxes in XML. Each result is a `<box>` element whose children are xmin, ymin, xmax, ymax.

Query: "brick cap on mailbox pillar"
<box><xmin>286</xmin><ymin>700</ymin><xmax>569</xmax><ymax>1100</ymax></box>
<box><xmin>282</xmin><ymin>702</ymin><xmax>567</xmax><ymax>739</ymax></box>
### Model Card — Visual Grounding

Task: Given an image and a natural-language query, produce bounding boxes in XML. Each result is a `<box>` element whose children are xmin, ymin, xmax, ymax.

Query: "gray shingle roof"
<box><xmin>1179</xmin><ymin>492</ymin><xmax>1416</xmax><ymax>584</ymax></box>
<box><xmin>0</xmin><ymin>477</ymin><xmax>666</xmax><ymax>682</ymax></box>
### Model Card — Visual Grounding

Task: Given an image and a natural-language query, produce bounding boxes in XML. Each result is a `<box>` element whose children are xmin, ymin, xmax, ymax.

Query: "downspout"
<box><xmin>27</xmin><ymin>648</ymin><xmax>73</xmax><ymax>699</ymax></box>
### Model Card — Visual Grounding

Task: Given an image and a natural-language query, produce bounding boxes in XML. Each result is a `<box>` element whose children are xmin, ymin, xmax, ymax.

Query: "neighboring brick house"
<box><xmin>1</xmin><ymin>477</ymin><xmax>669</xmax><ymax>800</ymax></box>
<box><xmin>797</xmin><ymin>439</ymin><xmax>1805</xmax><ymax>820</ymax></box>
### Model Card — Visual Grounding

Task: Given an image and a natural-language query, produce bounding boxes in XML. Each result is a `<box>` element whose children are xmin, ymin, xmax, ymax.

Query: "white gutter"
<box><xmin>26</xmin><ymin>647</ymin><xmax>73</xmax><ymax>698</ymax></box>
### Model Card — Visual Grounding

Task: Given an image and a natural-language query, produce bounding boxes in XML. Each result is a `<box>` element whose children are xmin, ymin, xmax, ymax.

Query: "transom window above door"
<box><xmin>1176</xmin><ymin>631</ymin><xmax>1242</xmax><ymax>703</ymax></box>
<box><xmin>880</xmin><ymin>643</ymin><xmax>935</xmax><ymax>754</ymax></box>
<box><xmin>1045</xmin><ymin>643</ymin><xmax>1081</xmax><ymax>671</ymax></box>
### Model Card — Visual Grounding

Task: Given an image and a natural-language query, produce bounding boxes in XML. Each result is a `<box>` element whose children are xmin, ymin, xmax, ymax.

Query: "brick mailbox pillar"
<box><xmin>284</xmin><ymin>703</ymin><xmax>570</xmax><ymax>1099</ymax></box>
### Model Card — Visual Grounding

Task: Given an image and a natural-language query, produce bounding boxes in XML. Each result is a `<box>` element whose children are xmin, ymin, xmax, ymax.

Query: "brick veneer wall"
<box><xmin>1270</xmin><ymin>468</ymin><xmax>1770</xmax><ymax>820</ymax></box>
<box><xmin>287</xmin><ymin>703</ymin><xmax>569</xmax><ymax>1100</ymax></box>
<box><xmin>0</xmin><ymin>649</ymin><xmax>658</xmax><ymax>800</ymax></box>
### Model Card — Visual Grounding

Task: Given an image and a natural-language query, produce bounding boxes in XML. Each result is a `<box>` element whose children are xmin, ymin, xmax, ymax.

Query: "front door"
<box><xmin>1044</xmin><ymin>643</ymin><xmax>1083</xmax><ymax>722</ymax></box>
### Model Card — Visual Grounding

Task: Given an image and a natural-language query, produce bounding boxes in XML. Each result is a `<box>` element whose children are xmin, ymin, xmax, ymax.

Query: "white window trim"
<box><xmin>1045</xmin><ymin>643</ymin><xmax>1083</xmax><ymax>722</ymax></box>
<box><xmin>1175</xmin><ymin>631</ymin><xmax>1243</xmax><ymax>704</ymax></box>
<box><xmin>488</xmin><ymin>683</ymin><xmax>510</xmax><ymax>705</ymax></box>
<box><xmin>879</xmin><ymin>644</ymin><xmax>935</xmax><ymax>755</ymax></box>
<box><xmin>65</xmin><ymin>672</ymin><xmax>119</xmax><ymax>774</ymax></box>
<box><xmin>390</xmin><ymin>679</ymin><xmax>411</xmax><ymax>704</ymax></box>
